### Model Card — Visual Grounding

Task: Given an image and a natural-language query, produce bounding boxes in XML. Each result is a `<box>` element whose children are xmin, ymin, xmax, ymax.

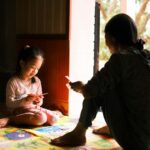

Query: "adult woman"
<box><xmin>51</xmin><ymin>13</ymin><xmax>150</xmax><ymax>150</ymax></box>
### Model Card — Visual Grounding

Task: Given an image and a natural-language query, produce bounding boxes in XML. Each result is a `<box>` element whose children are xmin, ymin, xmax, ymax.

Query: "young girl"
<box><xmin>0</xmin><ymin>46</ymin><xmax>63</xmax><ymax>127</ymax></box>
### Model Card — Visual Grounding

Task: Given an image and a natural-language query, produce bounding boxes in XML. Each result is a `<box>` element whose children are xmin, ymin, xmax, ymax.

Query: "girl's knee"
<box><xmin>33</xmin><ymin>112</ymin><xmax>47</xmax><ymax>126</ymax></box>
<box><xmin>46</xmin><ymin>110</ymin><xmax>63</xmax><ymax>125</ymax></box>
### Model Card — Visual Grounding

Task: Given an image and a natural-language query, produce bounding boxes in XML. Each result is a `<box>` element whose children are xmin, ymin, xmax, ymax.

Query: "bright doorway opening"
<box><xmin>69</xmin><ymin>0</ymin><xmax>95</xmax><ymax>118</ymax></box>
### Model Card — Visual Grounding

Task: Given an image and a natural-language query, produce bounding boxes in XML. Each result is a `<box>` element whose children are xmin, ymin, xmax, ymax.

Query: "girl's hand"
<box><xmin>69</xmin><ymin>81</ymin><xmax>84</xmax><ymax>93</ymax></box>
<box><xmin>33</xmin><ymin>94</ymin><xmax>44</xmax><ymax>104</ymax></box>
<box><xmin>26</xmin><ymin>94</ymin><xmax>42</xmax><ymax>104</ymax></box>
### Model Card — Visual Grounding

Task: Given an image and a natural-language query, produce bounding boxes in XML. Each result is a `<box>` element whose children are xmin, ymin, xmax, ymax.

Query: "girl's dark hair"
<box><xmin>16</xmin><ymin>45</ymin><xmax>44</xmax><ymax>83</ymax></box>
<box><xmin>104</xmin><ymin>13</ymin><xmax>145</xmax><ymax>50</ymax></box>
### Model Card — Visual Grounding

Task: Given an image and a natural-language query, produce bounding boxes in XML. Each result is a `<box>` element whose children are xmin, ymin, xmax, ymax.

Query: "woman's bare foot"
<box><xmin>50</xmin><ymin>130</ymin><xmax>86</xmax><ymax>147</ymax></box>
<box><xmin>93</xmin><ymin>125</ymin><xmax>112</xmax><ymax>137</ymax></box>
<box><xmin>0</xmin><ymin>118</ymin><xmax>9</xmax><ymax>128</ymax></box>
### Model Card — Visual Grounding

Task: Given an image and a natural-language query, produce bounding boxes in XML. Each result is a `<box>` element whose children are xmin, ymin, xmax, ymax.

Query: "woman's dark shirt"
<box><xmin>83</xmin><ymin>47</ymin><xmax>150</xmax><ymax>149</ymax></box>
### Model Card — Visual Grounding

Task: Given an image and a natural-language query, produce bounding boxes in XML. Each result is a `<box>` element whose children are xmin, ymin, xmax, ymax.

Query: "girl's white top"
<box><xmin>6</xmin><ymin>76</ymin><xmax>43</xmax><ymax>112</ymax></box>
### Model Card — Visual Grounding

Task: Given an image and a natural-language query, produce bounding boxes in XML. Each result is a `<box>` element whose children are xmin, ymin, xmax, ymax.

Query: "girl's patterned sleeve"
<box><xmin>6</xmin><ymin>78</ymin><xmax>25</xmax><ymax>109</ymax></box>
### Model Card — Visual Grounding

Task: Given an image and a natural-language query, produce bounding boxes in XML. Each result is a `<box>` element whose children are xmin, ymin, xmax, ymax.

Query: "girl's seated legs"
<box><xmin>40</xmin><ymin>108</ymin><xmax>63</xmax><ymax>125</ymax></box>
<box><xmin>0</xmin><ymin>111</ymin><xmax>47</xmax><ymax>127</ymax></box>
<box><xmin>0</xmin><ymin>118</ymin><xmax>9</xmax><ymax>128</ymax></box>
<box><xmin>10</xmin><ymin>111</ymin><xmax>47</xmax><ymax>126</ymax></box>
<box><xmin>0</xmin><ymin>107</ymin><xmax>64</xmax><ymax>128</ymax></box>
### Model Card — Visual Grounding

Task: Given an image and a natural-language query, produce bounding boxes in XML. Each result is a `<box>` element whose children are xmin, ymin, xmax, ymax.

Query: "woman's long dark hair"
<box><xmin>104</xmin><ymin>13</ymin><xmax>145</xmax><ymax>51</ymax></box>
<box><xmin>16</xmin><ymin>45</ymin><xmax>44</xmax><ymax>83</ymax></box>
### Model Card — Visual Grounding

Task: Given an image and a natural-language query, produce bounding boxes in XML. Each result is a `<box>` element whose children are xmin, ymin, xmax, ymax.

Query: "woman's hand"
<box><xmin>69</xmin><ymin>81</ymin><xmax>84</xmax><ymax>93</ymax></box>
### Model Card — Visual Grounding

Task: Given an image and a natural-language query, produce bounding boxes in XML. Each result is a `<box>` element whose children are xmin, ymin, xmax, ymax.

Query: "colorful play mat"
<box><xmin>0</xmin><ymin>114</ymin><xmax>121</xmax><ymax>150</ymax></box>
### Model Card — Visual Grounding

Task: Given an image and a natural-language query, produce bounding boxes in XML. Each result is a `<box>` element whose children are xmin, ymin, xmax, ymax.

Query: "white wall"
<box><xmin>121</xmin><ymin>0</ymin><xmax>136</xmax><ymax>18</ymax></box>
<box><xmin>69</xmin><ymin>0</ymin><xmax>95</xmax><ymax>118</ymax></box>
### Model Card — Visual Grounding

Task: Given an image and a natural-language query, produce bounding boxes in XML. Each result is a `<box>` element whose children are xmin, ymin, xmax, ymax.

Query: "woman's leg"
<box><xmin>101</xmin><ymin>90</ymin><xmax>140</xmax><ymax>150</ymax></box>
<box><xmin>50</xmin><ymin>97</ymin><xmax>101</xmax><ymax>146</ymax></box>
<box><xmin>79</xmin><ymin>97</ymin><xmax>101</xmax><ymax>127</ymax></box>
<box><xmin>50</xmin><ymin>122</ymin><xmax>87</xmax><ymax>146</ymax></box>
<box><xmin>93</xmin><ymin>125</ymin><xmax>112</xmax><ymax>137</ymax></box>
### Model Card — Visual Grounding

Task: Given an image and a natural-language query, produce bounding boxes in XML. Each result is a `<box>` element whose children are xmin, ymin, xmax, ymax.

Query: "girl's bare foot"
<box><xmin>0</xmin><ymin>118</ymin><xmax>9</xmax><ymax>128</ymax></box>
<box><xmin>93</xmin><ymin>125</ymin><xmax>112</xmax><ymax>137</ymax></box>
<box><xmin>50</xmin><ymin>130</ymin><xmax>86</xmax><ymax>146</ymax></box>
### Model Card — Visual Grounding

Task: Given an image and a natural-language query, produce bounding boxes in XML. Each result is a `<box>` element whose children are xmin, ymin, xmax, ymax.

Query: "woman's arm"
<box><xmin>82</xmin><ymin>54</ymin><xmax>122</xmax><ymax>99</ymax></box>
